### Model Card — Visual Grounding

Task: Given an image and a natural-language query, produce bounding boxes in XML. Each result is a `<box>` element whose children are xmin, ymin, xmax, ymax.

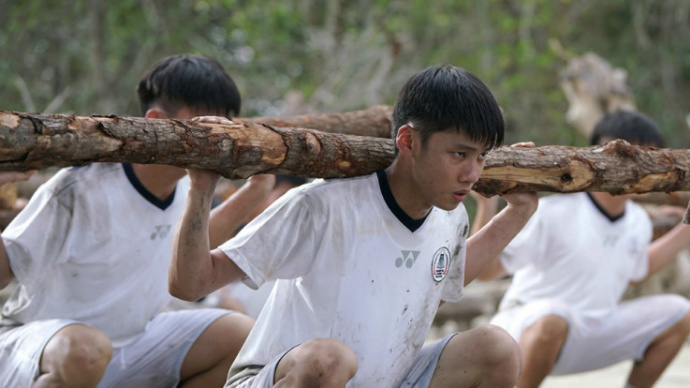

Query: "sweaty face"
<box><xmin>410</xmin><ymin>129</ymin><xmax>489</xmax><ymax>211</ymax></box>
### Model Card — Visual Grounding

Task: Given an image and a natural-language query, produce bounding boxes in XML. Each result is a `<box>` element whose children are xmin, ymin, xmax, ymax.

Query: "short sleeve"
<box><xmin>2</xmin><ymin>184</ymin><xmax>73</xmax><ymax>285</ymax></box>
<box><xmin>441</xmin><ymin>244</ymin><xmax>466</xmax><ymax>303</ymax></box>
<box><xmin>629</xmin><ymin>210</ymin><xmax>653</xmax><ymax>282</ymax></box>
<box><xmin>219</xmin><ymin>189</ymin><xmax>324</xmax><ymax>289</ymax></box>
<box><xmin>440</xmin><ymin>210</ymin><xmax>469</xmax><ymax>303</ymax></box>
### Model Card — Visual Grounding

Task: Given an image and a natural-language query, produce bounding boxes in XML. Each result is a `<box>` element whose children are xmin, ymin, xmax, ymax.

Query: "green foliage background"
<box><xmin>1</xmin><ymin>0</ymin><xmax>689</xmax><ymax>148</ymax></box>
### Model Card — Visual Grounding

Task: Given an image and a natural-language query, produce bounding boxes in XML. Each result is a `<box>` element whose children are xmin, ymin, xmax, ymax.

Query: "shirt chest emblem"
<box><xmin>431</xmin><ymin>247</ymin><xmax>451</xmax><ymax>282</ymax></box>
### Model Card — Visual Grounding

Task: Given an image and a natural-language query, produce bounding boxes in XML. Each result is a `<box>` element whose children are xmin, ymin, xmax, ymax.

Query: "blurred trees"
<box><xmin>1</xmin><ymin>0</ymin><xmax>688</xmax><ymax>147</ymax></box>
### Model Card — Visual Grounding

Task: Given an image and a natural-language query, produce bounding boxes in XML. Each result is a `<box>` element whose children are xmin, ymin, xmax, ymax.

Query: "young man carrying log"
<box><xmin>475</xmin><ymin>110</ymin><xmax>690</xmax><ymax>388</ymax></box>
<box><xmin>170</xmin><ymin>64</ymin><xmax>538</xmax><ymax>387</ymax></box>
<box><xmin>0</xmin><ymin>54</ymin><xmax>273</xmax><ymax>387</ymax></box>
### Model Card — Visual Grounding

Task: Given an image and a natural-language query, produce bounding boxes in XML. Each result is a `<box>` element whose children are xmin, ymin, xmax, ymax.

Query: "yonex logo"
<box><xmin>395</xmin><ymin>250</ymin><xmax>420</xmax><ymax>268</ymax></box>
<box><xmin>150</xmin><ymin>225</ymin><xmax>172</xmax><ymax>240</ymax></box>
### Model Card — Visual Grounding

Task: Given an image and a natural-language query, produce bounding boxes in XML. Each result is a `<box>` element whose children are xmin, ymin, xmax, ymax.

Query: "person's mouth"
<box><xmin>454</xmin><ymin>190</ymin><xmax>468</xmax><ymax>202</ymax></box>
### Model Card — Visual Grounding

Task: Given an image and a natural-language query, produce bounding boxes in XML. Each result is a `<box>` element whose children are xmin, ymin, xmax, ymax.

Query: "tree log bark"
<box><xmin>0</xmin><ymin>110</ymin><xmax>395</xmax><ymax>180</ymax></box>
<box><xmin>1</xmin><ymin>111</ymin><xmax>689</xmax><ymax>198</ymax></box>
<box><xmin>471</xmin><ymin>141</ymin><xmax>689</xmax><ymax>196</ymax></box>
<box><xmin>236</xmin><ymin>104</ymin><xmax>393</xmax><ymax>138</ymax></box>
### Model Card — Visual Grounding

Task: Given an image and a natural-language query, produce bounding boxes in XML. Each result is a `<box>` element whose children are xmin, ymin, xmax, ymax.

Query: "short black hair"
<box><xmin>590</xmin><ymin>110</ymin><xmax>664</xmax><ymax>147</ymax></box>
<box><xmin>392</xmin><ymin>65</ymin><xmax>504</xmax><ymax>151</ymax></box>
<box><xmin>137</xmin><ymin>54</ymin><xmax>241</xmax><ymax>118</ymax></box>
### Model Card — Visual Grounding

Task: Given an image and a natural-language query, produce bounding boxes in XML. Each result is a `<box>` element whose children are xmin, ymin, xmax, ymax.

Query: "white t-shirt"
<box><xmin>1</xmin><ymin>163</ymin><xmax>188</xmax><ymax>347</ymax></box>
<box><xmin>499</xmin><ymin>192</ymin><xmax>650</xmax><ymax>320</ymax></box>
<box><xmin>220</xmin><ymin>171</ymin><xmax>468</xmax><ymax>387</ymax></box>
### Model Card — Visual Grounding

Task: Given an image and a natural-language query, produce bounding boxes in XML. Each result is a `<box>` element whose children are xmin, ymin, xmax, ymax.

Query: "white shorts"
<box><xmin>224</xmin><ymin>334</ymin><xmax>456</xmax><ymax>388</ymax></box>
<box><xmin>490</xmin><ymin>294</ymin><xmax>690</xmax><ymax>375</ymax></box>
<box><xmin>0</xmin><ymin>308</ymin><xmax>230</xmax><ymax>388</ymax></box>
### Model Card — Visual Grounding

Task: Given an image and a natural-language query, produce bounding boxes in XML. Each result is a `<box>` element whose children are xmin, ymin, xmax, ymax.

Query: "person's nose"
<box><xmin>460</xmin><ymin>158</ymin><xmax>483</xmax><ymax>184</ymax></box>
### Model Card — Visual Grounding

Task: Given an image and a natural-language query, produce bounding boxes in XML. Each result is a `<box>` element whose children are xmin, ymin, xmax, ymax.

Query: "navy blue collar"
<box><xmin>586</xmin><ymin>192</ymin><xmax>624</xmax><ymax>222</ymax></box>
<box><xmin>122</xmin><ymin>163</ymin><xmax>176</xmax><ymax>210</ymax></box>
<box><xmin>376</xmin><ymin>170</ymin><xmax>428</xmax><ymax>232</ymax></box>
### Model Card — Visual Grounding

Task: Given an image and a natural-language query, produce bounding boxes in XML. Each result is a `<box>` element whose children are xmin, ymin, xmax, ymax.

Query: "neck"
<box><xmin>130</xmin><ymin>164</ymin><xmax>186</xmax><ymax>200</ymax></box>
<box><xmin>589</xmin><ymin>192</ymin><xmax>628</xmax><ymax>219</ymax></box>
<box><xmin>384</xmin><ymin>161</ymin><xmax>432</xmax><ymax>220</ymax></box>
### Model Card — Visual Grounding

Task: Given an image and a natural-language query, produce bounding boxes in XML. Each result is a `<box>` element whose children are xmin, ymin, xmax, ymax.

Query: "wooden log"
<box><xmin>471</xmin><ymin>141</ymin><xmax>690</xmax><ymax>196</ymax></box>
<box><xmin>0</xmin><ymin>110</ymin><xmax>394</xmax><ymax>180</ymax></box>
<box><xmin>237</xmin><ymin>104</ymin><xmax>392</xmax><ymax>138</ymax></box>
<box><xmin>1</xmin><ymin>111</ymin><xmax>689</xmax><ymax>198</ymax></box>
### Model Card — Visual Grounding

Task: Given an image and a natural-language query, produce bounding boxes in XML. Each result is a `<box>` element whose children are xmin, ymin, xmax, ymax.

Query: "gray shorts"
<box><xmin>225</xmin><ymin>333</ymin><xmax>457</xmax><ymax>388</ymax></box>
<box><xmin>0</xmin><ymin>308</ymin><xmax>230</xmax><ymax>388</ymax></box>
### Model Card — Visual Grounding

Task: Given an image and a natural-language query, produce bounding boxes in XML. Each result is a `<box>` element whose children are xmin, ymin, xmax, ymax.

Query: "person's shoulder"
<box><xmin>625</xmin><ymin>200</ymin><xmax>650</xmax><ymax>220</ymax></box>
<box><xmin>43</xmin><ymin>163</ymin><xmax>123</xmax><ymax>197</ymax></box>
<box><xmin>534</xmin><ymin>193</ymin><xmax>587</xmax><ymax>220</ymax></box>
<box><xmin>291</xmin><ymin>174</ymin><xmax>377</xmax><ymax>213</ymax></box>
<box><xmin>302</xmin><ymin>173</ymin><xmax>376</xmax><ymax>197</ymax></box>
<box><xmin>539</xmin><ymin>192</ymin><xmax>583</xmax><ymax>208</ymax></box>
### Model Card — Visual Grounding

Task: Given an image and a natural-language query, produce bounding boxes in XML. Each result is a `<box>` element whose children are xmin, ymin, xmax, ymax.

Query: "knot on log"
<box><xmin>560</xmin><ymin>173</ymin><xmax>573</xmax><ymax>183</ymax></box>
<box><xmin>601</xmin><ymin>139</ymin><xmax>638</xmax><ymax>158</ymax></box>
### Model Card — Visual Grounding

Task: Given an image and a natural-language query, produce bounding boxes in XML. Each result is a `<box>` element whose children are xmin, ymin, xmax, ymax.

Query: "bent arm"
<box><xmin>468</xmin><ymin>193</ymin><xmax>506</xmax><ymax>281</ymax></box>
<box><xmin>208</xmin><ymin>174</ymin><xmax>275</xmax><ymax>248</ymax></box>
<box><xmin>465</xmin><ymin>192</ymin><xmax>537</xmax><ymax>285</ymax></box>
<box><xmin>169</xmin><ymin>170</ymin><xmax>247</xmax><ymax>301</ymax></box>
<box><xmin>475</xmin><ymin>254</ymin><xmax>508</xmax><ymax>281</ymax></box>
<box><xmin>187</xmin><ymin>116</ymin><xmax>275</xmax><ymax>249</ymax></box>
<box><xmin>638</xmin><ymin>222</ymin><xmax>690</xmax><ymax>285</ymax></box>
<box><xmin>469</xmin><ymin>194</ymin><xmax>500</xmax><ymax>236</ymax></box>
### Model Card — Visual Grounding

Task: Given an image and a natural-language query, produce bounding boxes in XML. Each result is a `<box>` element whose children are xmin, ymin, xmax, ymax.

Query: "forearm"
<box><xmin>468</xmin><ymin>194</ymin><xmax>504</xmax><ymax>280</ymax></box>
<box><xmin>475</xmin><ymin>256</ymin><xmax>507</xmax><ymax>281</ymax></box>
<box><xmin>645</xmin><ymin>223</ymin><xmax>690</xmax><ymax>280</ymax></box>
<box><xmin>470</xmin><ymin>195</ymin><xmax>499</xmax><ymax>236</ymax></box>
<box><xmin>465</xmin><ymin>200</ymin><xmax>536</xmax><ymax>284</ymax></box>
<box><xmin>208</xmin><ymin>177</ymin><xmax>273</xmax><ymax>248</ymax></box>
<box><xmin>169</xmin><ymin>184</ymin><xmax>217</xmax><ymax>301</ymax></box>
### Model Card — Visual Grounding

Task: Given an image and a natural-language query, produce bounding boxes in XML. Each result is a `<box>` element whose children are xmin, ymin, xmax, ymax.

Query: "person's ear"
<box><xmin>396</xmin><ymin>124</ymin><xmax>414</xmax><ymax>156</ymax></box>
<box><xmin>145</xmin><ymin>107</ymin><xmax>167</xmax><ymax>119</ymax></box>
